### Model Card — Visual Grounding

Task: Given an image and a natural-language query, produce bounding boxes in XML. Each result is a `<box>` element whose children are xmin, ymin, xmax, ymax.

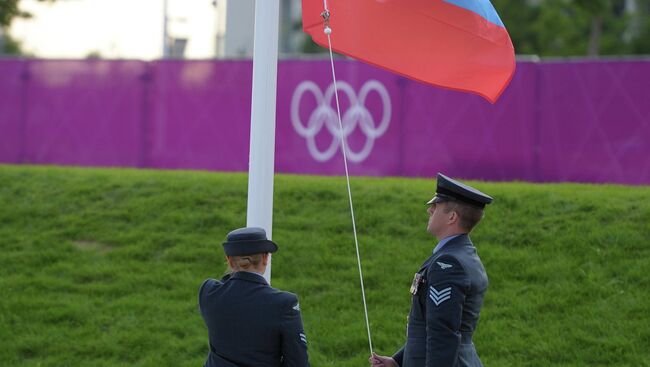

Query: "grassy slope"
<box><xmin>0</xmin><ymin>165</ymin><xmax>649</xmax><ymax>366</ymax></box>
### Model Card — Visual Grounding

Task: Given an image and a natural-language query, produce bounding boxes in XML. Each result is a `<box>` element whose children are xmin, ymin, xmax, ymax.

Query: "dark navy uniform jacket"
<box><xmin>199</xmin><ymin>271</ymin><xmax>310</xmax><ymax>367</ymax></box>
<box><xmin>393</xmin><ymin>234</ymin><xmax>488</xmax><ymax>367</ymax></box>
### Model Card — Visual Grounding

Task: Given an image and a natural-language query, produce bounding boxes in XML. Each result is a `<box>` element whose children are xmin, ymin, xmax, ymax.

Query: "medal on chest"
<box><xmin>410</xmin><ymin>272</ymin><xmax>425</xmax><ymax>295</ymax></box>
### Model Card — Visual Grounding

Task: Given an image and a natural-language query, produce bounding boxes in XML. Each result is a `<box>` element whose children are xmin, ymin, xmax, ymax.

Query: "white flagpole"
<box><xmin>247</xmin><ymin>0</ymin><xmax>280</xmax><ymax>283</ymax></box>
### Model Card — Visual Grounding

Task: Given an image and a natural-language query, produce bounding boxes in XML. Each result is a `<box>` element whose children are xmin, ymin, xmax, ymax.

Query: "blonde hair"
<box><xmin>228</xmin><ymin>253</ymin><xmax>264</xmax><ymax>272</ymax></box>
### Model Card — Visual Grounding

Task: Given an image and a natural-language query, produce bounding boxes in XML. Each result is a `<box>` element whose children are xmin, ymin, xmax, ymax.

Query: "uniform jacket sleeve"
<box><xmin>280</xmin><ymin>293</ymin><xmax>310</xmax><ymax>367</ymax></box>
<box><xmin>197</xmin><ymin>278</ymin><xmax>212</xmax><ymax>312</ymax></box>
<box><xmin>392</xmin><ymin>346</ymin><xmax>404</xmax><ymax>366</ymax></box>
<box><xmin>425</xmin><ymin>255</ymin><xmax>469</xmax><ymax>367</ymax></box>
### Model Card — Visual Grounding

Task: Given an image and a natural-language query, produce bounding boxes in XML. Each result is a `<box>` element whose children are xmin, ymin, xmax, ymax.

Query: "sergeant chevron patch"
<box><xmin>299</xmin><ymin>332</ymin><xmax>307</xmax><ymax>344</ymax></box>
<box><xmin>436</xmin><ymin>261</ymin><xmax>453</xmax><ymax>269</ymax></box>
<box><xmin>429</xmin><ymin>286</ymin><xmax>452</xmax><ymax>306</ymax></box>
<box><xmin>293</xmin><ymin>303</ymin><xmax>300</xmax><ymax>311</ymax></box>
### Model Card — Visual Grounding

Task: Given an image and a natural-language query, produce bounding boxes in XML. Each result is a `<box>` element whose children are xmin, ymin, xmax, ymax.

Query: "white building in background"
<box><xmin>222</xmin><ymin>0</ymin><xmax>302</xmax><ymax>58</ymax></box>
<box><xmin>7</xmin><ymin>0</ymin><xmax>304</xmax><ymax>60</ymax></box>
<box><xmin>222</xmin><ymin>0</ymin><xmax>254</xmax><ymax>58</ymax></box>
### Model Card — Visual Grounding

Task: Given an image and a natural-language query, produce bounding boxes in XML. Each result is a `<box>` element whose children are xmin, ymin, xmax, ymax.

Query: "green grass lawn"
<box><xmin>1</xmin><ymin>165</ymin><xmax>649</xmax><ymax>366</ymax></box>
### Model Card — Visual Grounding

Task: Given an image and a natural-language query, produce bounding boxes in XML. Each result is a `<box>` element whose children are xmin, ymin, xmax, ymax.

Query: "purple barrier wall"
<box><xmin>538</xmin><ymin>61</ymin><xmax>650</xmax><ymax>184</ymax></box>
<box><xmin>22</xmin><ymin>60</ymin><xmax>147</xmax><ymax>166</ymax></box>
<box><xmin>146</xmin><ymin>60</ymin><xmax>252</xmax><ymax>171</ymax></box>
<box><xmin>0</xmin><ymin>59</ymin><xmax>648</xmax><ymax>184</ymax></box>
<box><xmin>399</xmin><ymin>62</ymin><xmax>538</xmax><ymax>181</ymax></box>
<box><xmin>275</xmin><ymin>61</ymin><xmax>537</xmax><ymax>181</ymax></box>
<box><xmin>0</xmin><ymin>60</ymin><xmax>24</xmax><ymax>163</ymax></box>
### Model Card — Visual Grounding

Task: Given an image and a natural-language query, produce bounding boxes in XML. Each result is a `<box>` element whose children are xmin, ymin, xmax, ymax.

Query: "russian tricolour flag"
<box><xmin>302</xmin><ymin>0</ymin><xmax>516</xmax><ymax>103</ymax></box>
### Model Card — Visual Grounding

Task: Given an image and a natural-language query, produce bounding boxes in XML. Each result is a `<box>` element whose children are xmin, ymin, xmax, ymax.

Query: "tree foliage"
<box><xmin>493</xmin><ymin>0</ymin><xmax>650</xmax><ymax>56</ymax></box>
<box><xmin>0</xmin><ymin>0</ymin><xmax>32</xmax><ymax>27</ymax></box>
<box><xmin>0</xmin><ymin>0</ymin><xmax>55</xmax><ymax>54</ymax></box>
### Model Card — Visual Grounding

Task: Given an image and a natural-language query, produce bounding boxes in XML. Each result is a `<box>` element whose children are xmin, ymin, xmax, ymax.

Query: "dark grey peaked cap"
<box><xmin>426</xmin><ymin>173</ymin><xmax>493</xmax><ymax>208</ymax></box>
<box><xmin>222</xmin><ymin>227</ymin><xmax>278</xmax><ymax>256</ymax></box>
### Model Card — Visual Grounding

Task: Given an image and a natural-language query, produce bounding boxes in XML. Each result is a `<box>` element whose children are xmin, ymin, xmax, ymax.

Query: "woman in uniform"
<box><xmin>198</xmin><ymin>227</ymin><xmax>310</xmax><ymax>367</ymax></box>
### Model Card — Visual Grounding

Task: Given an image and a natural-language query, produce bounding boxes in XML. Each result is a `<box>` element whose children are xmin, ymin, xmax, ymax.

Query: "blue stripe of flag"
<box><xmin>443</xmin><ymin>0</ymin><xmax>505</xmax><ymax>27</ymax></box>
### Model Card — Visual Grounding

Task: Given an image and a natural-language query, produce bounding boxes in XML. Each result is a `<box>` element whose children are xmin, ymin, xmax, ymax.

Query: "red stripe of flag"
<box><xmin>302</xmin><ymin>0</ymin><xmax>516</xmax><ymax>103</ymax></box>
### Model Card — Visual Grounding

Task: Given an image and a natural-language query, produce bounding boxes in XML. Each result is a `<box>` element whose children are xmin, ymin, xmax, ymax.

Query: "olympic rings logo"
<box><xmin>290</xmin><ymin>80</ymin><xmax>391</xmax><ymax>163</ymax></box>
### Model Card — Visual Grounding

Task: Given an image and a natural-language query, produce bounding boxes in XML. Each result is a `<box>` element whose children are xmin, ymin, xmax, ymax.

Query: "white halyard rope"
<box><xmin>321</xmin><ymin>0</ymin><xmax>374</xmax><ymax>355</ymax></box>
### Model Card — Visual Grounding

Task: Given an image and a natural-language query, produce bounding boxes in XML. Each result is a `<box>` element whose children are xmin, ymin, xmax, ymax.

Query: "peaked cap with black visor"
<box><xmin>427</xmin><ymin>173</ymin><xmax>493</xmax><ymax>208</ymax></box>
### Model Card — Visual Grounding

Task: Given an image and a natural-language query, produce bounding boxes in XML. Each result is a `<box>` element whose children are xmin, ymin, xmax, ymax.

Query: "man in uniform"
<box><xmin>199</xmin><ymin>227</ymin><xmax>310</xmax><ymax>367</ymax></box>
<box><xmin>370</xmin><ymin>173</ymin><xmax>493</xmax><ymax>367</ymax></box>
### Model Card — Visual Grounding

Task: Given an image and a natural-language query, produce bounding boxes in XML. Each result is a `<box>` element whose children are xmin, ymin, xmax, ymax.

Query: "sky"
<box><xmin>10</xmin><ymin>0</ymin><xmax>220</xmax><ymax>60</ymax></box>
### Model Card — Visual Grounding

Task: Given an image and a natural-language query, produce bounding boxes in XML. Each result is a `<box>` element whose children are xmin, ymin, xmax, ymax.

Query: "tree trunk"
<box><xmin>0</xmin><ymin>27</ymin><xmax>5</xmax><ymax>54</ymax></box>
<box><xmin>587</xmin><ymin>15</ymin><xmax>603</xmax><ymax>56</ymax></box>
